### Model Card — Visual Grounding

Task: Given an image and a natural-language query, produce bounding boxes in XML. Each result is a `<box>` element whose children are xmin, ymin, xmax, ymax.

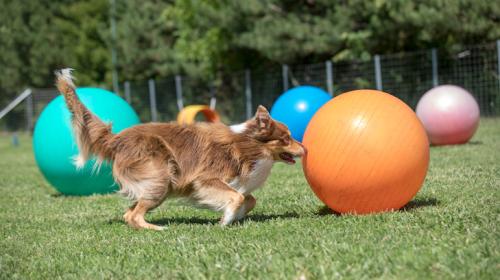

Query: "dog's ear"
<box><xmin>255</xmin><ymin>105</ymin><xmax>271</xmax><ymax>129</ymax></box>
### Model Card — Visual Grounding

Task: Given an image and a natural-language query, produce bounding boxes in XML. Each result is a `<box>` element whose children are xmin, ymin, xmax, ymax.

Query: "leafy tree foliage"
<box><xmin>0</xmin><ymin>0</ymin><xmax>498</xmax><ymax>103</ymax></box>
<box><xmin>0</xmin><ymin>0</ymin><xmax>65</xmax><ymax>102</ymax></box>
<box><xmin>114</xmin><ymin>0</ymin><xmax>178</xmax><ymax>81</ymax></box>
<box><xmin>54</xmin><ymin>0</ymin><xmax>112</xmax><ymax>86</ymax></box>
<box><xmin>166</xmin><ymin>0</ymin><xmax>500</xmax><ymax>76</ymax></box>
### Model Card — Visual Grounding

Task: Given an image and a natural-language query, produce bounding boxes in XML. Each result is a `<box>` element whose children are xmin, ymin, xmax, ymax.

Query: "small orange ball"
<box><xmin>302</xmin><ymin>90</ymin><xmax>430</xmax><ymax>214</ymax></box>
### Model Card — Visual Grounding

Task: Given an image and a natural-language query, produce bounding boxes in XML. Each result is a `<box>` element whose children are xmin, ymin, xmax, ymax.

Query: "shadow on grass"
<box><xmin>431</xmin><ymin>140</ymin><xmax>482</xmax><ymax>148</ymax></box>
<box><xmin>151</xmin><ymin>216</ymin><xmax>219</xmax><ymax>225</ymax></box>
<box><xmin>401</xmin><ymin>197</ymin><xmax>440</xmax><ymax>211</ymax></box>
<box><xmin>106</xmin><ymin>212</ymin><xmax>301</xmax><ymax>226</ymax></box>
<box><xmin>152</xmin><ymin>212</ymin><xmax>301</xmax><ymax>225</ymax></box>
<box><xmin>315</xmin><ymin>197</ymin><xmax>440</xmax><ymax>216</ymax></box>
<box><xmin>50</xmin><ymin>192</ymin><xmax>116</xmax><ymax>198</ymax></box>
<box><xmin>105</xmin><ymin>216</ymin><xmax>219</xmax><ymax>226</ymax></box>
<box><xmin>316</xmin><ymin>206</ymin><xmax>341</xmax><ymax>216</ymax></box>
<box><xmin>243</xmin><ymin>212</ymin><xmax>300</xmax><ymax>222</ymax></box>
<box><xmin>106</xmin><ymin>197</ymin><xmax>440</xmax><ymax>226</ymax></box>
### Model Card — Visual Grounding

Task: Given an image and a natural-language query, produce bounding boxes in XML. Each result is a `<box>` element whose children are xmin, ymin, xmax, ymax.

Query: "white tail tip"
<box><xmin>73</xmin><ymin>154</ymin><xmax>86</xmax><ymax>170</ymax></box>
<box><xmin>55</xmin><ymin>68</ymin><xmax>76</xmax><ymax>88</ymax></box>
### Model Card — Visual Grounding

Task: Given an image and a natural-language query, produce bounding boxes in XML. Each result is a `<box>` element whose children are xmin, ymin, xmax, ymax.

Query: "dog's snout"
<box><xmin>294</xmin><ymin>141</ymin><xmax>307</xmax><ymax>156</ymax></box>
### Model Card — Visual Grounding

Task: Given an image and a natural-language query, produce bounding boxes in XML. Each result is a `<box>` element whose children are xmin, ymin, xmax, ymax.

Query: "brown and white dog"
<box><xmin>55</xmin><ymin>69</ymin><xmax>305</xmax><ymax>230</ymax></box>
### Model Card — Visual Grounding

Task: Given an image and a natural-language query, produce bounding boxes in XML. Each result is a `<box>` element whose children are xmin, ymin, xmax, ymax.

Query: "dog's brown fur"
<box><xmin>55</xmin><ymin>69</ymin><xmax>305</xmax><ymax>230</ymax></box>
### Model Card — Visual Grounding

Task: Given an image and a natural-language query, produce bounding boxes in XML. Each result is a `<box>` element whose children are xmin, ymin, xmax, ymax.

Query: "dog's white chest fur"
<box><xmin>229</xmin><ymin>159</ymin><xmax>274</xmax><ymax>195</ymax></box>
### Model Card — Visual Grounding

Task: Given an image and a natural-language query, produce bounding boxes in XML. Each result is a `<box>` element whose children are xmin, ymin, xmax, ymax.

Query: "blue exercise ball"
<box><xmin>270</xmin><ymin>86</ymin><xmax>331</xmax><ymax>142</ymax></box>
<box><xmin>33</xmin><ymin>88</ymin><xmax>140</xmax><ymax>195</ymax></box>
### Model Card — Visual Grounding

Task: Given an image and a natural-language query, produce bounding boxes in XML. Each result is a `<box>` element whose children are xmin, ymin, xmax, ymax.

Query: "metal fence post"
<box><xmin>282</xmin><ymin>64</ymin><xmax>289</xmax><ymax>91</ymax></box>
<box><xmin>325</xmin><ymin>61</ymin><xmax>334</xmax><ymax>96</ymax></box>
<box><xmin>124</xmin><ymin>81</ymin><xmax>131</xmax><ymax>103</ymax></box>
<box><xmin>431</xmin><ymin>48</ymin><xmax>439</xmax><ymax>87</ymax></box>
<box><xmin>25</xmin><ymin>93</ymin><xmax>33</xmax><ymax>131</ymax></box>
<box><xmin>245</xmin><ymin>69</ymin><xmax>253</xmax><ymax>119</ymax></box>
<box><xmin>0</xmin><ymin>88</ymin><xmax>32</xmax><ymax>120</ymax></box>
<box><xmin>148</xmin><ymin>79</ymin><xmax>158</xmax><ymax>122</ymax></box>
<box><xmin>175</xmin><ymin>75</ymin><xmax>184</xmax><ymax>111</ymax></box>
<box><xmin>374</xmin><ymin>55</ymin><xmax>383</xmax><ymax>91</ymax></box>
<box><xmin>497</xmin><ymin>40</ymin><xmax>500</xmax><ymax>92</ymax></box>
<box><xmin>209</xmin><ymin>85</ymin><xmax>217</xmax><ymax>110</ymax></box>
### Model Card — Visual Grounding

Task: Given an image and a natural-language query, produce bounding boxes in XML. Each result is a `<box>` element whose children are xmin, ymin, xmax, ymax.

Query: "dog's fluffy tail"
<box><xmin>55</xmin><ymin>68</ymin><xmax>114</xmax><ymax>169</ymax></box>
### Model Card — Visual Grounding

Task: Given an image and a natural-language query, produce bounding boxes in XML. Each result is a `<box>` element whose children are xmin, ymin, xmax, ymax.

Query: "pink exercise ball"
<box><xmin>416</xmin><ymin>85</ymin><xmax>480</xmax><ymax>145</ymax></box>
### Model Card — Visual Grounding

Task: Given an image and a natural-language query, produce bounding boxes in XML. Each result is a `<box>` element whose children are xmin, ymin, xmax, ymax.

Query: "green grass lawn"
<box><xmin>1</xmin><ymin>119</ymin><xmax>499</xmax><ymax>279</ymax></box>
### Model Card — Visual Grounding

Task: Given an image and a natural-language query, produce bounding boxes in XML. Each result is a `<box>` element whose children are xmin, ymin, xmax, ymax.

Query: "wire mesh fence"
<box><xmin>439</xmin><ymin>43</ymin><xmax>499</xmax><ymax>116</ymax></box>
<box><xmin>1</xmin><ymin>41</ymin><xmax>499</xmax><ymax>133</ymax></box>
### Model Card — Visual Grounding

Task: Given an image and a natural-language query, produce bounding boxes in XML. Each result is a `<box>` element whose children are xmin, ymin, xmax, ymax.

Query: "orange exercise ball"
<box><xmin>302</xmin><ymin>90</ymin><xmax>430</xmax><ymax>214</ymax></box>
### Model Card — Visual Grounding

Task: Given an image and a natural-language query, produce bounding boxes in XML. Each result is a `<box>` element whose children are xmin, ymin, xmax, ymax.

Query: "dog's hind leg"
<box><xmin>127</xmin><ymin>198</ymin><xmax>167</xmax><ymax>231</ymax></box>
<box><xmin>118</xmin><ymin>167</ymin><xmax>172</xmax><ymax>230</ymax></box>
<box><xmin>123</xmin><ymin>201</ymin><xmax>137</xmax><ymax>222</ymax></box>
<box><xmin>119</xmin><ymin>174</ymin><xmax>171</xmax><ymax>230</ymax></box>
<box><xmin>120</xmin><ymin>170</ymin><xmax>176</xmax><ymax>230</ymax></box>
<box><xmin>191</xmin><ymin>179</ymin><xmax>245</xmax><ymax>226</ymax></box>
<box><xmin>115</xmin><ymin>135</ymin><xmax>179</xmax><ymax>230</ymax></box>
<box><xmin>236</xmin><ymin>195</ymin><xmax>256</xmax><ymax>221</ymax></box>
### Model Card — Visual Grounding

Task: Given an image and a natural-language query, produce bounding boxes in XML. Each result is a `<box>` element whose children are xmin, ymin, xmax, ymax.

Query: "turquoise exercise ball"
<box><xmin>33</xmin><ymin>88</ymin><xmax>140</xmax><ymax>195</ymax></box>
<box><xmin>270</xmin><ymin>86</ymin><xmax>331</xmax><ymax>142</ymax></box>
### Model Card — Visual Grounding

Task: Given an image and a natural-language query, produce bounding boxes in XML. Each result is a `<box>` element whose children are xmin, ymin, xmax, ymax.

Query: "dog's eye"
<box><xmin>281</xmin><ymin>138</ymin><xmax>290</xmax><ymax>145</ymax></box>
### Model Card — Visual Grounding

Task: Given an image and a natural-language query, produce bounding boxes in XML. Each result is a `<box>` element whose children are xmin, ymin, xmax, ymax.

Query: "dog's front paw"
<box><xmin>147</xmin><ymin>225</ymin><xmax>166</xmax><ymax>231</ymax></box>
<box><xmin>219</xmin><ymin>215</ymin><xmax>234</xmax><ymax>226</ymax></box>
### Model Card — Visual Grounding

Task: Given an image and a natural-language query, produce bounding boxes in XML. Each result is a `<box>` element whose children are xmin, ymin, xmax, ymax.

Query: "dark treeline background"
<box><xmin>1</xmin><ymin>0</ymin><xmax>499</xmax><ymax>104</ymax></box>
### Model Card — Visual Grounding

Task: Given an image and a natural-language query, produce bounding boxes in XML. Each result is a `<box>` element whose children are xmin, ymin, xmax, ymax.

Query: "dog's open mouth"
<box><xmin>279</xmin><ymin>152</ymin><xmax>296</xmax><ymax>164</ymax></box>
